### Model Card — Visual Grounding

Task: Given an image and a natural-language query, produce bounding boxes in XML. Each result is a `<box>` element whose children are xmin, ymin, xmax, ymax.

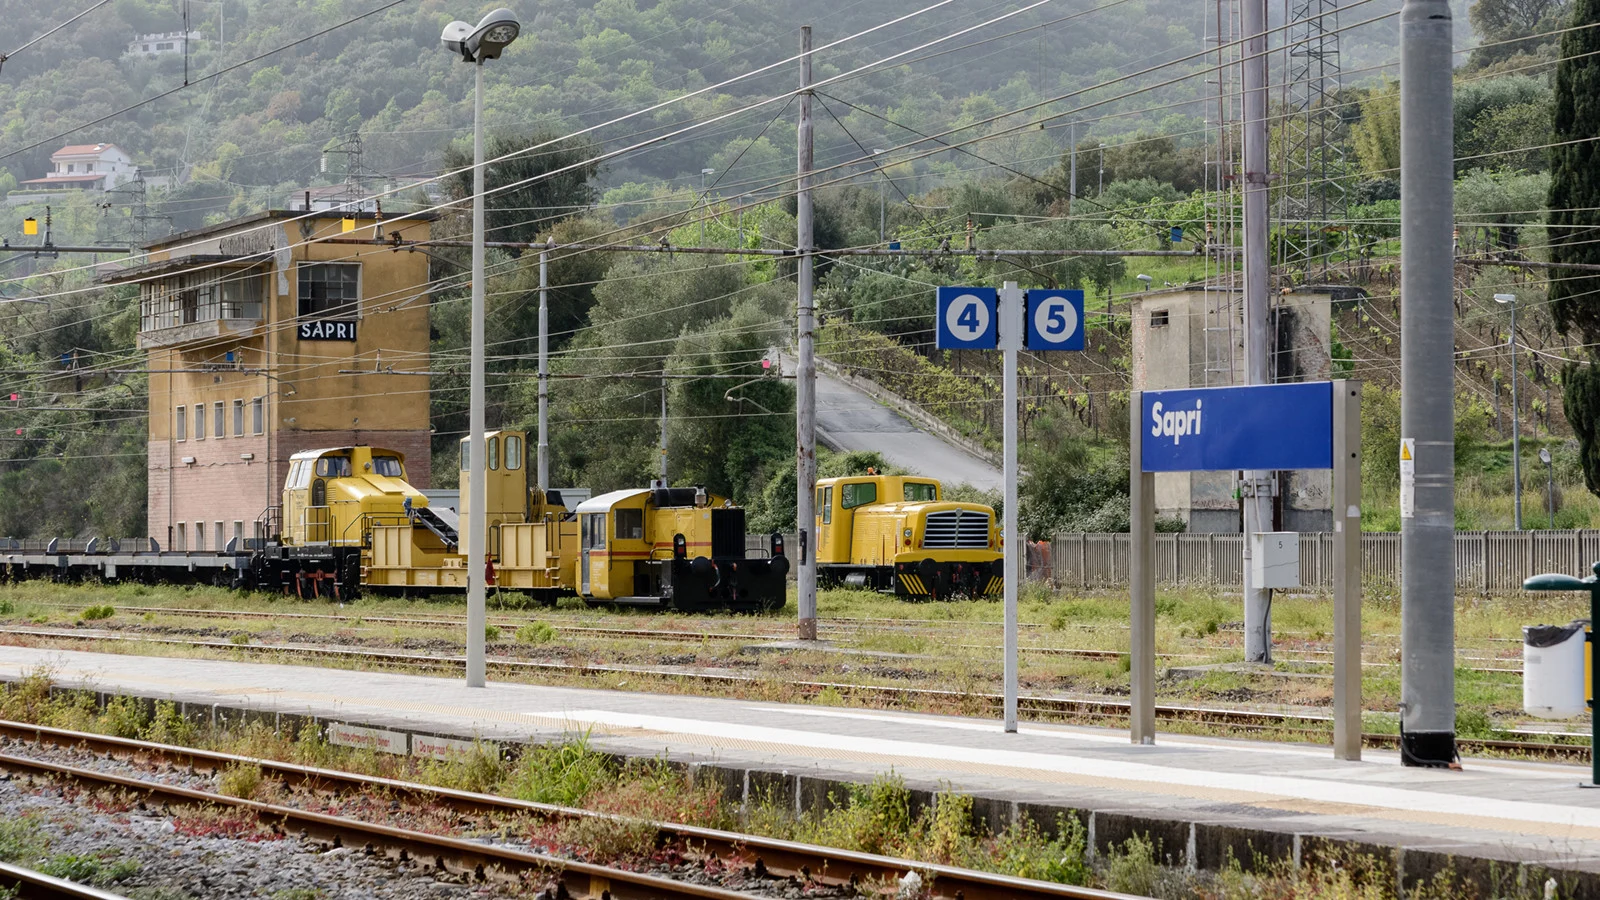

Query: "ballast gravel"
<box><xmin>0</xmin><ymin>738</ymin><xmax>855</xmax><ymax>899</ymax></box>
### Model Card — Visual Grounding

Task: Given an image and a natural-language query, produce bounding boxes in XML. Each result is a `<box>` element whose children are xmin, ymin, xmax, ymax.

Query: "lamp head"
<box><xmin>1494</xmin><ymin>293</ymin><xmax>1516</xmax><ymax>305</ymax></box>
<box><xmin>441</xmin><ymin>8</ymin><xmax>520</xmax><ymax>62</ymax></box>
<box><xmin>1136</xmin><ymin>274</ymin><xmax>1153</xmax><ymax>289</ymax></box>
<box><xmin>1541</xmin><ymin>447</ymin><xmax>1553</xmax><ymax>464</ymax></box>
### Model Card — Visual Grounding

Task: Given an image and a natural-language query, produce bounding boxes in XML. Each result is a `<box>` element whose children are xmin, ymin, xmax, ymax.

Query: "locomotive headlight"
<box><xmin>902</xmin><ymin>528</ymin><xmax>912</xmax><ymax>539</ymax></box>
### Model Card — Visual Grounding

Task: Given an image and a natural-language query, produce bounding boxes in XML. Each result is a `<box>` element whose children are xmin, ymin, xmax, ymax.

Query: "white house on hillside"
<box><xmin>18</xmin><ymin>144</ymin><xmax>140</xmax><ymax>196</ymax></box>
<box><xmin>127</xmin><ymin>32</ymin><xmax>203</xmax><ymax>57</ymax></box>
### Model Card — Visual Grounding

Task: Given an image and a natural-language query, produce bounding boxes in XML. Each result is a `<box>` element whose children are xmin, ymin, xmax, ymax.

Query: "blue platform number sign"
<box><xmin>935</xmin><ymin>286</ymin><xmax>998</xmax><ymax>350</ymax></box>
<box><xmin>1024</xmin><ymin>289</ymin><xmax>1085</xmax><ymax>351</ymax></box>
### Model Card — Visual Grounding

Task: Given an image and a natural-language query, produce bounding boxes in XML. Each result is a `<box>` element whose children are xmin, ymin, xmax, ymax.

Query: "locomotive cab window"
<box><xmin>821</xmin><ymin>487</ymin><xmax>832</xmax><ymax>524</ymax></box>
<box><xmin>581</xmin><ymin>513</ymin><xmax>607</xmax><ymax>549</ymax></box>
<box><xmin>315</xmin><ymin>457</ymin><xmax>352</xmax><ymax>478</ymax></box>
<box><xmin>841</xmin><ymin>482</ymin><xmax>876</xmax><ymax>509</ymax></box>
<box><xmin>904</xmin><ymin>482</ymin><xmax>938</xmax><ymax>502</ymax></box>
<box><xmin>487</xmin><ymin>436</ymin><xmax>500</xmax><ymax>471</ymax></box>
<box><xmin>615</xmin><ymin>508</ymin><xmax>644</xmax><ymax>541</ymax></box>
<box><xmin>505</xmin><ymin>435</ymin><xmax>523</xmax><ymax>469</ymax></box>
<box><xmin>371</xmin><ymin>456</ymin><xmax>402</xmax><ymax>478</ymax></box>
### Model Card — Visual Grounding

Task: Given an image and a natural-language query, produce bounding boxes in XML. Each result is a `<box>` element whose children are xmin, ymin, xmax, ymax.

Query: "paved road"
<box><xmin>814</xmin><ymin>365</ymin><xmax>1002</xmax><ymax>491</ymax></box>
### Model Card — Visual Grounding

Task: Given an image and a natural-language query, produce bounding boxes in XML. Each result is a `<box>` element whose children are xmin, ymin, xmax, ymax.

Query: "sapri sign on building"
<box><xmin>298</xmin><ymin>319</ymin><xmax>358</xmax><ymax>341</ymax></box>
<box><xmin>1140</xmin><ymin>382</ymin><xmax>1335</xmax><ymax>472</ymax></box>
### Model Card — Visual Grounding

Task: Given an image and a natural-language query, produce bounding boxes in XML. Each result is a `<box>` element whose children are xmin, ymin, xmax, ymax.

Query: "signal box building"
<box><xmin>104</xmin><ymin>210</ymin><xmax>434</xmax><ymax>550</ymax></box>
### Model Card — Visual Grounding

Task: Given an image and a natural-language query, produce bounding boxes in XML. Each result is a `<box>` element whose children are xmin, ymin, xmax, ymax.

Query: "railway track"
<box><xmin>0</xmin><ymin>625</ymin><xmax>1583</xmax><ymax>762</ymax></box>
<box><xmin>0</xmin><ymin>861</ymin><xmax>130</xmax><ymax>900</ymax></box>
<box><xmin>29</xmin><ymin>604</ymin><xmax>1522</xmax><ymax>673</ymax></box>
<box><xmin>0</xmin><ymin>718</ymin><xmax>1136</xmax><ymax>900</ymax></box>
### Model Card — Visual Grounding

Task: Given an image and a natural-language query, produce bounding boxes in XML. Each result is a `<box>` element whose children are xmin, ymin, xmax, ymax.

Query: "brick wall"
<box><xmin>147</xmin><ymin>429</ymin><xmax>430</xmax><ymax>545</ymax></box>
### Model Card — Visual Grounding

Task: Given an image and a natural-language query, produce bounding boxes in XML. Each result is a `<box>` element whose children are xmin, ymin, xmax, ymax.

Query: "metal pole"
<box><xmin>700</xmin><ymin>169</ymin><xmax>708</xmax><ymax>248</ymax></box>
<box><xmin>1241</xmin><ymin>0</ymin><xmax>1274</xmax><ymax>664</ymax></box>
<box><xmin>1399</xmin><ymin>0</ymin><xmax>1457</xmax><ymax>767</ymax></box>
<box><xmin>1068</xmin><ymin>122</ymin><xmax>1077</xmax><ymax>216</ymax></box>
<box><xmin>1547</xmin><ymin>458</ymin><xmax>1556</xmax><ymax>527</ymax></box>
<box><xmin>1333</xmin><ymin>380</ymin><xmax>1363</xmax><ymax>760</ymax></box>
<box><xmin>1001</xmin><ymin>281</ymin><xmax>1022</xmax><ymax>733</ymax></box>
<box><xmin>1129</xmin><ymin>391</ymin><xmax>1156</xmax><ymax>744</ymax></box>
<box><xmin>465</xmin><ymin>59</ymin><xmax>489</xmax><ymax>688</ymax></box>
<box><xmin>537</xmin><ymin>248</ymin><xmax>549</xmax><ymax>491</ymax></box>
<box><xmin>796</xmin><ymin>26</ymin><xmax>819</xmax><ymax>641</ymax></box>
<box><xmin>660</xmin><ymin>376</ymin><xmax>669</xmax><ymax>483</ymax></box>
<box><xmin>1510</xmin><ymin>299</ymin><xmax>1523</xmax><ymax>530</ymax></box>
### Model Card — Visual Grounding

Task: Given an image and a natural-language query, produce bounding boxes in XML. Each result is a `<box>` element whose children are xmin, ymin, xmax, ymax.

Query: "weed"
<box><xmin>217</xmin><ymin>761</ymin><xmax>263</xmax><ymax>799</ymax></box>
<box><xmin>99</xmin><ymin>696</ymin><xmax>149</xmax><ymax>739</ymax></box>
<box><xmin>555</xmin><ymin>595</ymin><xmax>587</xmax><ymax>610</ymax></box>
<box><xmin>555</xmin><ymin>814</ymin><xmax>659</xmax><ymax>861</ymax></box>
<box><xmin>0</xmin><ymin>814</ymin><xmax>50</xmax><ymax>862</ymax></box>
<box><xmin>516</xmin><ymin>621</ymin><xmax>556</xmax><ymax>644</ymax></box>
<box><xmin>858</xmin><ymin>632</ymin><xmax>928</xmax><ymax>655</ymax></box>
<box><xmin>505</xmin><ymin>733</ymin><xmax>614</xmax><ymax>806</ymax></box>
<box><xmin>815</xmin><ymin>686</ymin><xmax>845</xmax><ymax>706</ymax></box>
<box><xmin>799</xmin><ymin>774</ymin><xmax>912</xmax><ymax>857</ymax></box>
<box><xmin>922</xmin><ymin>792</ymin><xmax>973</xmax><ymax>865</ymax></box>
<box><xmin>419</xmin><ymin>742</ymin><xmax>507</xmax><ymax>794</ymax></box>
<box><xmin>485</xmin><ymin>624</ymin><xmax>501</xmax><ymax>642</ymax></box>
<box><xmin>992</xmin><ymin>814</ymin><xmax>1089</xmax><ymax>885</ymax></box>
<box><xmin>140</xmin><ymin>701</ymin><xmax>198</xmax><ymax>746</ymax></box>
<box><xmin>39</xmin><ymin>854</ymin><xmax>139</xmax><ymax>886</ymax></box>
<box><xmin>1104</xmin><ymin>833</ymin><xmax>1162</xmax><ymax>897</ymax></box>
<box><xmin>270</xmin><ymin>890</ymin><xmax>326</xmax><ymax>900</ymax></box>
<box><xmin>0</xmin><ymin>599</ymin><xmax>12</xmax><ymax>615</ymax></box>
<box><xmin>81</xmin><ymin>605</ymin><xmax>114</xmax><ymax>621</ymax></box>
<box><xmin>229</xmin><ymin>633</ymin><xmax>250</xmax><ymax>645</ymax></box>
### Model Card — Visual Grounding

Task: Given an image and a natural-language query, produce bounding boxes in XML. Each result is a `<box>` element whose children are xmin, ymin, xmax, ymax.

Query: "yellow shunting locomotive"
<box><xmin>270</xmin><ymin>429</ymin><xmax>784</xmax><ymax>610</ymax></box>
<box><xmin>814</xmin><ymin>473</ymin><xmax>1002</xmax><ymax>600</ymax></box>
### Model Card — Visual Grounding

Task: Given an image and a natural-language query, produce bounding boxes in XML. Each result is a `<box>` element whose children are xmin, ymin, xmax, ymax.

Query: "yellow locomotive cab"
<box><xmin>815</xmin><ymin>473</ymin><xmax>1002</xmax><ymax>600</ymax></box>
<box><xmin>281</xmin><ymin>446</ymin><xmax>422</xmax><ymax>548</ymax></box>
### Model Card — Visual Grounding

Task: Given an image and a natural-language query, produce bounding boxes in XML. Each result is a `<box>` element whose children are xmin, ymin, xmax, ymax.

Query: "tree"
<box><xmin>1551</xmin><ymin>0</ymin><xmax>1600</xmax><ymax>493</ymax></box>
<box><xmin>1351</xmin><ymin>80</ymin><xmax>1401</xmax><ymax>177</ymax></box>
<box><xmin>1468</xmin><ymin>0</ymin><xmax>1571</xmax><ymax>69</ymax></box>
<box><xmin>442</xmin><ymin>130</ymin><xmax>601</xmax><ymax>246</ymax></box>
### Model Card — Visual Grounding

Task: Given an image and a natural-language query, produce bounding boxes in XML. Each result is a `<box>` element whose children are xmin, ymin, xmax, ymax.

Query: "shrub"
<box><xmin>1105</xmin><ymin>833</ymin><xmax>1161</xmax><ymax>897</ymax></box>
<box><xmin>484</xmin><ymin>624</ymin><xmax>501</xmax><ymax>641</ymax></box>
<box><xmin>516</xmin><ymin>621</ymin><xmax>556</xmax><ymax>644</ymax></box>
<box><xmin>217</xmin><ymin>762</ymin><xmax>263</xmax><ymax>800</ymax></box>
<box><xmin>81</xmin><ymin>605</ymin><xmax>114</xmax><ymax>621</ymax></box>
<box><xmin>555</xmin><ymin>595</ymin><xmax>587</xmax><ymax>611</ymax></box>
<box><xmin>505</xmin><ymin>733</ymin><xmax>615</xmax><ymax>806</ymax></box>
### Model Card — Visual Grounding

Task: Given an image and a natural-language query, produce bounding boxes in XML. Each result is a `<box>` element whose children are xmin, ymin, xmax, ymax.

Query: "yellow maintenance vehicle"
<box><xmin>814</xmin><ymin>472</ymin><xmax>1002</xmax><ymax>600</ymax></box>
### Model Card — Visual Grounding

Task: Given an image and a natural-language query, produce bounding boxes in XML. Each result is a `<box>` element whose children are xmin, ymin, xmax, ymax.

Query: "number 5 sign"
<box><xmin>1024</xmin><ymin>289</ymin><xmax>1085</xmax><ymax>351</ymax></box>
<box><xmin>935</xmin><ymin>287</ymin><xmax>998</xmax><ymax>349</ymax></box>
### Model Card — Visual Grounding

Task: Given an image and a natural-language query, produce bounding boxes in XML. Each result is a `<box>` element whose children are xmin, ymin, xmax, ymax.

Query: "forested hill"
<box><xmin>1</xmin><ymin>0</ymin><xmax>1411</xmax><ymax>232</ymax></box>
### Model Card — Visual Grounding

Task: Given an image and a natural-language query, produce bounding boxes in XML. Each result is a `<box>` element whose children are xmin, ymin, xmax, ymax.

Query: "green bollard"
<box><xmin>1523</xmin><ymin>560</ymin><xmax>1600</xmax><ymax>787</ymax></box>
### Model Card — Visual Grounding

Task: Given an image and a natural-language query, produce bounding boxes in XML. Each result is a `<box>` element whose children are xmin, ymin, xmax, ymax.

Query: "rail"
<box><xmin>1045</xmin><ymin>530</ymin><xmax>1600</xmax><ymax>592</ymax></box>
<box><xmin>0</xmin><ymin>860</ymin><xmax>131</xmax><ymax>899</ymax></box>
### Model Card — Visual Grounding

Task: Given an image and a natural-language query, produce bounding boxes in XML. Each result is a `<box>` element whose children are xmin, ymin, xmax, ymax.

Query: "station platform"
<box><xmin>3</xmin><ymin>646</ymin><xmax>1599</xmax><ymax>890</ymax></box>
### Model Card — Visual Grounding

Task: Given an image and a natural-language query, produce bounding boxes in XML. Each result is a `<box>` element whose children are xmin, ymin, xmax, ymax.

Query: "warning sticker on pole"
<box><xmin>1399</xmin><ymin>438</ymin><xmax>1416</xmax><ymax>518</ymax></box>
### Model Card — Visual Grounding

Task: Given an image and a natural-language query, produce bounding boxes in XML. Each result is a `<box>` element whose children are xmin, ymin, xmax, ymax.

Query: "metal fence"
<box><xmin>1045</xmin><ymin>530</ymin><xmax>1600</xmax><ymax>592</ymax></box>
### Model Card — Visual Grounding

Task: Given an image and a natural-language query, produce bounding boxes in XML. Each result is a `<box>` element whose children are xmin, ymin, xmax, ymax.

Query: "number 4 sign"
<box><xmin>935</xmin><ymin>287</ymin><xmax>998</xmax><ymax>349</ymax></box>
<box><xmin>1024</xmin><ymin>289</ymin><xmax>1085</xmax><ymax>351</ymax></box>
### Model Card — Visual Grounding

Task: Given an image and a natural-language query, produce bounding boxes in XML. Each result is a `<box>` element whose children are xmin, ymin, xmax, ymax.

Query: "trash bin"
<box><xmin>1523</xmin><ymin>620</ymin><xmax>1588</xmax><ymax>719</ymax></box>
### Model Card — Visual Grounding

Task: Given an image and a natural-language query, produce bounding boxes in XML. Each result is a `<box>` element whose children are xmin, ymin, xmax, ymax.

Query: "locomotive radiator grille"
<box><xmin>921</xmin><ymin>510</ymin><xmax>990</xmax><ymax>549</ymax></box>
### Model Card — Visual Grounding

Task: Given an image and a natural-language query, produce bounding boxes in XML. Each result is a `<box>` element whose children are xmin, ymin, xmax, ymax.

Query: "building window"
<box><xmin>233</xmin><ymin>521</ymin><xmax>244</xmax><ymax>547</ymax></box>
<box><xmin>297</xmin><ymin>263</ymin><xmax>360</xmax><ymax>317</ymax></box>
<box><xmin>194</xmin><ymin>404</ymin><xmax>206</xmax><ymax>440</ymax></box>
<box><xmin>213</xmin><ymin>402</ymin><xmax>225</xmax><ymax>440</ymax></box>
<box><xmin>175</xmin><ymin>406</ymin><xmax>186</xmax><ymax>441</ymax></box>
<box><xmin>214</xmin><ymin>522</ymin><xmax>224</xmax><ymax>551</ymax></box>
<box><xmin>193</xmin><ymin>522</ymin><xmax>205</xmax><ymax>551</ymax></box>
<box><xmin>252</xmin><ymin>397</ymin><xmax>264</xmax><ymax>434</ymax></box>
<box><xmin>175</xmin><ymin>523</ymin><xmax>186</xmax><ymax>551</ymax></box>
<box><xmin>233</xmin><ymin>399</ymin><xmax>244</xmax><ymax>436</ymax></box>
<box><xmin>1151</xmin><ymin>309</ymin><xmax>1170</xmax><ymax>328</ymax></box>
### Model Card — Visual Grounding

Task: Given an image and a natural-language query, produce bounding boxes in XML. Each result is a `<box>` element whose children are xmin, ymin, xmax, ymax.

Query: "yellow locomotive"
<box><xmin>815</xmin><ymin>473</ymin><xmax>1002</xmax><ymax>600</ymax></box>
<box><xmin>574</xmin><ymin>486</ymin><xmax>788</xmax><ymax>611</ymax></box>
<box><xmin>270</xmin><ymin>429</ymin><xmax>785</xmax><ymax>610</ymax></box>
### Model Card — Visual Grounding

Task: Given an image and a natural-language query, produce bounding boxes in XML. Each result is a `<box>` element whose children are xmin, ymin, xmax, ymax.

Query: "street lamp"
<box><xmin>441</xmin><ymin>7</ymin><xmax>521</xmax><ymax>689</ymax></box>
<box><xmin>699</xmin><ymin>167</ymin><xmax>715</xmax><ymax>246</ymax></box>
<box><xmin>1495</xmin><ymin>293</ymin><xmax>1522</xmax><ymax>530</ymax></box>
<box><xmin>1541</xmin><ymin>446</ymin><xmax>1555</xmax><ymax>528</ymax></box>
<box><xmin>872</xmin><ymin>149</ymin><xmax>886</xmax><ymax>243</ymax></box>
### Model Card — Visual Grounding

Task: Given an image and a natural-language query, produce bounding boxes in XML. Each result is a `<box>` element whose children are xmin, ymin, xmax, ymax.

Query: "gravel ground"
<box><xmin>0</xmin><ymin>739</ymin><xmax>857</xmax><ymax>899</ymax></box>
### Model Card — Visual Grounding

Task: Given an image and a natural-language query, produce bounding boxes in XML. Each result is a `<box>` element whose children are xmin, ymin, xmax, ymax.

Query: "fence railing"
<box><xmin>1044</xmin><ymin>531</ymin><xmax>1600</xmax><ymax>592</ymax></box>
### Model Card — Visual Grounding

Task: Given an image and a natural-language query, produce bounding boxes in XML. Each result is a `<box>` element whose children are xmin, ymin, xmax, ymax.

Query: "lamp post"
<box><xmin>1496</xmin><ymin>293</ymin><xmax>1522</xmax><ymax>530</ymax></box>
<box><xmin>699</xmin><ymin>168</ymin><xmax>715</xmax><ymax>247</ymax></box>
<box><xmin>442</xmin><ymin>7</ymin><xmax>520</xmax><ymax>690</ymax></box>
<box><xmin>873</xmin><ymin>149</ymin><xmax>886</xmax><ymax>242</ymax></box>
<box><xmin>1541</xmin><ymin>446</ymin><xmax>1555</xmax><ymax>528</ymax></box>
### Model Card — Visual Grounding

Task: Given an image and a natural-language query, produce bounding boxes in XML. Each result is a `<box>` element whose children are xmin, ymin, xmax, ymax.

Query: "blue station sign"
<box><xmin>1140</xmin><ymin>382</ymin><xmax>1335</xmax><ymax>473</ymax></box>
<box><xmin>935</xmin><ymin>286</ymin><xmax>998</xmax><ymax>350</ymax></box>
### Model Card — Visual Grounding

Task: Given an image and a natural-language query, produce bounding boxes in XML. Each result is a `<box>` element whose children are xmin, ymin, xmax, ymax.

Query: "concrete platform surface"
<box><xmin>3</xmin><ymin>646</ymin><xmax>1599</xmax><ymax>882</ymax></box>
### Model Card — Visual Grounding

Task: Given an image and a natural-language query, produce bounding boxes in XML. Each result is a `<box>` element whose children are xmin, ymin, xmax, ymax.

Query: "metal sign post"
<box><xmin>936</xmin><ymin>282</ymin><xmax>1084</xmax><ymax>734</ymax></box>
<box><xmin>1133</xmin><ymin>380</ymin><xmax>1360</xmax><ymax>757</ymax></box>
